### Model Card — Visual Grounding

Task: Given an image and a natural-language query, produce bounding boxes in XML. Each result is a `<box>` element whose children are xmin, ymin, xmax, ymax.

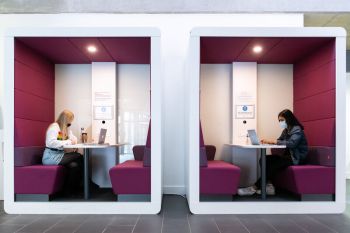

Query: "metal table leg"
<box><xmin>261</xmin><ymin>148</ymin><xmax>266</xmax><ymax>200</ymax></box>
<box><xmin>84</xmin><ymin>148</ymin><xmax>90</xmax><ymax>200</ymax></box>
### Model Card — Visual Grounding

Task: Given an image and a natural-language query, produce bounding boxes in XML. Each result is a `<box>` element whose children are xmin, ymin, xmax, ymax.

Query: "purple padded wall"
<box><xmin>293</xmin><ymin>40</ymin><xmax>336</xmax><ymax>147</ymax></box>
<box><xmin>14</xmin><ymin>40</ymin><xmax>55</xmax><ymax>148</ymax></box>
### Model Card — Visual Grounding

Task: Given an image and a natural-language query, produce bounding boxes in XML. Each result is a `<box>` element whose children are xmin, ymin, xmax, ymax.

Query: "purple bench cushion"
<box><xmin>133</xmin><ymin>145</ymin><xmax>145</xmax><ymax>161</ymax></box>
<box><xmin>15</xmin><ymin>146</ymin><xmax>44</xmax><ymax>167</ymax></box>
<box><xmin>305</xmin><ymin>146</ymin><xmax>335</xmax><ymax>166</ymax></box>
<box><xmin>200</xmin><ymin>161</ymin><xmax>240</xmax><ymax>195</ymax></box>
<box><xmin>15</xmin><ymin>165</ymin><xmax>66</xmax><ymax>194</ymax></box>
<box><xmin>109</xmin><ymin>160</ymin><xmax>151</xmax><ymax>194</ymax></box>
<box><xmin>273</xmin><ymin>165</ymin><xmax>335</xmax><ymax>194</ymax></box>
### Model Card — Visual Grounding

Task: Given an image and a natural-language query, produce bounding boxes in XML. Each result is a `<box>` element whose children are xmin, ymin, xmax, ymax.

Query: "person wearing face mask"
<box><xmin>42</xmin><ymin>109</ymin><xmax>83</xmax><ymax>195</ymax></box>
<box><xmin>238</xmin><ymin>109</ymin><xmax>308</xmax><ymax>196</ymax></box>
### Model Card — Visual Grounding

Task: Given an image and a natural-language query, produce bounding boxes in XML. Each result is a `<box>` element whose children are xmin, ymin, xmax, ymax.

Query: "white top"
<box><xmin>45</xmin><ymin>123</ymin><xmax>77</xmax><ymax>149</ymax></box>
<box><xmin>225</xmin><ymin>143</ymin><xmax>286</xmax><ymax>149</ymax></box>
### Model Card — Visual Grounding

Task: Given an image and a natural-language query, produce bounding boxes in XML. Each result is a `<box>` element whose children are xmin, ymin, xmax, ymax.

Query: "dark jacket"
<box><xmin>276</xmin><ymin>125</ymin><xmax>308</xmax><ymax>165</ymax></box>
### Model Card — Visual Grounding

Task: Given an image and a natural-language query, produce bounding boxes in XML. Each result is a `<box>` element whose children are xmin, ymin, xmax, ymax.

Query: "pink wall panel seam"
<box><xmin>294</xmin><ymin>59</ymin><xmax>335</xmax><ymax>80</ymax></box>
<box><xmin>293</xmin><ymin>88</ymin><xmax>335</xmax><ymax>102</ymax></box>
<box><xmin>300</xmin><ymin>116</ymin><xmax>335</xmax><ymax>123</ymax></box>
<box><xmin>14</xmin><ymin>117</ymin><xmax>52</xmax><ymax>123</ymax></box>
<box><xmin>14</xmin><ymin>88</ymin><xmax>55</xmax><ymax>102</ymax></box>
<box><xmin>15</xmin><ymin>59</ymin><xmax>54</xmax><ymax>81</ymax></box>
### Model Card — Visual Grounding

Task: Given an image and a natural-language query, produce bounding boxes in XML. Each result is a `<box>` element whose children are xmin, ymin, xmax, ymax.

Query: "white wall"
<box><xmin>257</xmin><ymin>64</ymin><xmax>294</xmax><ymax>140</ymax></box>
<box><xmin>0</xmin><ymin>14</ymin><xmax>303</xmax><ymax>197</ymax></box>
<box><xmin>200</xmin><ymin>64</ymin><xmax>232</xmax><ymax>162</ymax></box>
<box><xmin>200</xmin><ymin>64</ymin><xmax>293</xmax><ymax>166</ymax></box>
<box><xmin>55</xmin><ymin>65</ymin><xmax>92</xmax><ymax>138</ymax></box>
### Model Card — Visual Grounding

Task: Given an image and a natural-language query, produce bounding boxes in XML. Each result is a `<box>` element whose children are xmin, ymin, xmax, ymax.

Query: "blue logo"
<box><xmin>242</xmin><ymin>106</ymin><xmax>248</xmax><ymax>111</ymax></box>
<box><xmin>101</xmin><ymin>107</ymin><xmax>106</xmax><ymax>112</ymax></box>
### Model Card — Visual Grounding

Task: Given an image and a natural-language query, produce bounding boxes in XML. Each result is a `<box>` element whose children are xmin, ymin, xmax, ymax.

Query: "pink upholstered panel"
<box><xmin>145</xmin><ymin>120</ymin><xmax>151</xmax><ymax>148</ymax></box>
<box><xmin>273</xmin><ymin>165</ymin><xmax>335</xmax><ymax>194</ymax></box>
<box><xmin>294</xmin><ymin>40</ymin><xmax>335</xmax><ymax>149</ymax></box>
<box><xmin>14</xmin><ymin>40</ymin><xmax>54</xmax><ymax>148</ymax></box>
<box><xmin>14</xmin><ymin>146</ymin><xmax>45</xmax><ymax>167</ymax></box>
<box><xmin>133</xmin><ymin>145</ymin><xmax>145</xmax><ymax>161</ymax></box>
<box><xmin>15</xmin><ymin>90</ymin><xmax>54</xmax><ymax>122</ymax></box>
<box><xmin>294</xmin><ymin>90</ymin><xmax>335</xmax><ymax>122</ymax></box>
<box><xmin>15</xmin><ymin>61</ymin><xmax>54</xmax><ymax>101</ymax></box>
<box><xmin>306</xmin><ymin>146</ymin><xmax>335</xmax><ymax>167</ymax></box>
<box><xmin>303</xmin><ymin>118</ymin><xmax>335</xmax><ymax>147</ymax></box>
<box><xmin>14</xmin><ymin>118</ymin><xmax>49</xmax><ymax>147</ymax></box>
<box><xmin>109</xmin><ymin>160</ymin><xmax>151</xmax><ymax>194</ymax></box>
<box><xmin>293</xmin><ymin>61</ymin><xmax>335</xmax><ymax>101</ymax></box>
<box><xmin>200</xmin><ymin>161</ymin><xmax>240</xmax><ymax>194</ymax></box>
<box><xmin>294</xmin><ymin>41</ymin><xmax>335</xmax><ymax>78</ymax></box>
<box><xmin>15</xmin><ymin>40</ymin><xmax>54</xmax><ymax>77</ymax></box>
<box><xmin>15</xmin><ymin>165</ymin><xmax>66</xmax><ymax>194</ymax></box>
<box><xmin>199</xmin><ymin>122</ymin><xmax>204</xmax><ymax>147</ymax></box>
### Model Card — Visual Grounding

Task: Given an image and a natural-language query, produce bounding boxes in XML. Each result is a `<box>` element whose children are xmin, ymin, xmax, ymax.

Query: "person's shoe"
<box><xmin>238</xmin><ymin>186</ymin><xmax>257</xmax><ymax>196</ymax></box>
<box><xmin>256</xmin><ymin>183</ymin><xmax>276</xmax><ymax>195</ymax></box>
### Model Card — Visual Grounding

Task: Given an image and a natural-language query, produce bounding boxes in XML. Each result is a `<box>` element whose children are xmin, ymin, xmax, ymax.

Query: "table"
<box><xmin>64</xmin><ymin>143</ymin><xmax>125</xmax><ymax>200</ymax></box>
<box><xmin>226</xmin><ymin>144</ymin><xmax>286</xmax><ymax>199</ymax></box>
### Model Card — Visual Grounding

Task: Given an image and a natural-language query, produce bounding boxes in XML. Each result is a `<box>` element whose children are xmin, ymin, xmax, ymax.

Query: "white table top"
<box><xmin>225</xmin><ymin>143</ymin><xmax>286</xmax><ymax>149</ymax></box>
<box><xmin>64</xmin><ymin>143</ymin><xmax>126</xmax><ymax>149</ymax></box>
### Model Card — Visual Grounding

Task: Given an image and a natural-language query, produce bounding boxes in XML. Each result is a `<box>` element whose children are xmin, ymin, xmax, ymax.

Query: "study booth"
<box><xmin>3</xmin><ymin>27</ymin><xmax>162</xmax><ymax>214</ymax></box>
<box><xmin>186</xmin><ymin>27</ymin><xmax>347</xmax><ymax>214</ymax></box>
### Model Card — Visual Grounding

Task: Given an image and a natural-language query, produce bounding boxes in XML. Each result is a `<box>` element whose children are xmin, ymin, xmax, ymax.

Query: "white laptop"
<box><xmin>84</xmin><ymin>128</ymin><xmax>108</xmax><ymax>145</ymax></box>
<box><xmin>247</xmin><ymin>129</ymin><xmax>271</xmax><ymax>145</ymax></box>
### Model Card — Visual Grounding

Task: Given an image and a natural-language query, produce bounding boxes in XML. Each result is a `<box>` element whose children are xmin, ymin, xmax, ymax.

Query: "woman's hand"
<box><xmin>260</xmin><ymin>139</ymin><xmax>277</xmax><ymax>144</ymax></box>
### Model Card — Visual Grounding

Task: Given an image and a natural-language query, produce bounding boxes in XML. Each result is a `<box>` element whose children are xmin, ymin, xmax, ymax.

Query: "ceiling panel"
<box><xmin>237</xmin><ymin>38</ymin><xmax>282</xmax><ymax>62</ymax></box>
<box><xmin>17</xmin><ymin>37</ymin><xmax>90</xmax><ymax>63</ymax></box>
<box><xmin>16</xmin><ymin>37</ymin><xmax>151</xmax><ymax>64</ymax></box>
<box><xmin>100</xmin><ymin>37</ymin><xmax>150</xmax><ymax>64</ymax></box>
<box><xmin>69</xmin><ymin>38</ymin><xmax>113</xmax><ymax>62</ymax></box>
<box><xmin>201</xmin><ymin>37</ymin><xmax>334</xmax><ymax>64</ymax></box>
<box><xmin>200</xmin><ymin>37</ymin><xmax>251</xmax><ymax>63</ymax></box>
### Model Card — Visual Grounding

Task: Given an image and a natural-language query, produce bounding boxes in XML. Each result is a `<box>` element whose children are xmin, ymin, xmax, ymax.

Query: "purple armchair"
<box><xmin>272</xmin><ymin>146</ymin><xmax>335</xmax><ymax>200</ymax></box>
<box><xmin>109</xmin><ymin>146</ymin><xmax>151</xmax><ymax>195</ymax></box>
<box><xmin>199</xmin><ymin>123</ymin><xmax>241</xmax><ymax>196</ymax></box>
<box><xmin>14</xmin><ymin>146</ymin><xmax>66</xmax><ymax>201</ymax></box>
<box><xmin>109</xmin><ymin>121</ymin><xmax>151</xmax><ymax>197</ymax></box>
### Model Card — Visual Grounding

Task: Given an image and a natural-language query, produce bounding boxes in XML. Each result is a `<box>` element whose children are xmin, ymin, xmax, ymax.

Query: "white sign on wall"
<box><xmin>235</xmin><ymin>104</ymin><xmax>255</xmax><ymax>119</ymax></box>
<box><xmin>93</xmin><ymin>105</ymin><xmax>114</xmax><ymax>120</ymax></box>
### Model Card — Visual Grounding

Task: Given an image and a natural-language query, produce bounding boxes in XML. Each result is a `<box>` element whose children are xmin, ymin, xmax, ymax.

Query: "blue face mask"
<box><xmin>279</xmin><ymin>120</ymin><xmax>287</xmax><ymax>129</ymax></box>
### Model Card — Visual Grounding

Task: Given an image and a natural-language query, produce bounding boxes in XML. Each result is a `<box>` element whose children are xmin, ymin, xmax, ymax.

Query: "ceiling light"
<box><xmin>87</xmin><ymin>45</ymin><xmax>97</xmax><ymax>53</ymax></box>
<box><xmin>253</xmin><ymin>45</ymin><xmax>263</xmax><ymax>53</ymax></box>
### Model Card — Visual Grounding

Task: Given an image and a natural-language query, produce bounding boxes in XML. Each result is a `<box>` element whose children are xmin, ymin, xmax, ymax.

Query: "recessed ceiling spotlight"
<box><xmin>87</xmin><ymin>45</ymin><xmax>97</xmax><ymax>53</ymax></box>
<box><xmin>253</xmin><ymin>45</ymin><xmax>263</xmax><ymax>53</ymax></box>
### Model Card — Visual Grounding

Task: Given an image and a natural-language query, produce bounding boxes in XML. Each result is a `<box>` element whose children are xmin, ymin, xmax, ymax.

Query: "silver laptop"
<box><xmin>84</xmin><ymin>128</ymin><xmax>108</xmax><ymax>145</ymax></box>
<box><xmin>247</xmin><ymin>129</ymin><xmax>262</xmax><ymax>145</ymax></box>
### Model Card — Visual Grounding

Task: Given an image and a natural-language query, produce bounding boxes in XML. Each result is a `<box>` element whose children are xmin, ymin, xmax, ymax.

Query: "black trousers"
<box><xmin>59</xmin><ymin>152</ymin><xmax>83</xmax><ymax>194</ymax></box>
<box><xmin>255</xmin><ymin>154</ymin><xmax>293</xmax><ymax>189</ymax></box>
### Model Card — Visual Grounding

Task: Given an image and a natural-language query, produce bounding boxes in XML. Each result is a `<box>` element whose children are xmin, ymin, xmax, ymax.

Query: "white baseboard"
<box><xmin>163</xmin><ymin>185</ymin><xmax>186</xmax><ymax>195</ymax></box>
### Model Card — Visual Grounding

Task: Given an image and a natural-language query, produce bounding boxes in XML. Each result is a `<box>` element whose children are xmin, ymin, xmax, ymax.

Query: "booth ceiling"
<box><xmin>200</xmin><ymin>37</ymin><xmax>334</xmax><ymax>64</ymax></box>
<box><xmin>16</xmin><ymin>37</ymin><xmax>151</xmax><ymax>64</ymax></box>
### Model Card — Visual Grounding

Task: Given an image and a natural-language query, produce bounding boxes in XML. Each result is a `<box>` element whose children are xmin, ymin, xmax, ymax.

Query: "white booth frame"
<box><xmin>4</xmin><ymin>27</ymin><xmax>162</xmax><ymax>214</ymax></box>
<box><xmin>186</xmin><ymin>27</ymin><xmax>347</xmax><ymax>214</ymax></box>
